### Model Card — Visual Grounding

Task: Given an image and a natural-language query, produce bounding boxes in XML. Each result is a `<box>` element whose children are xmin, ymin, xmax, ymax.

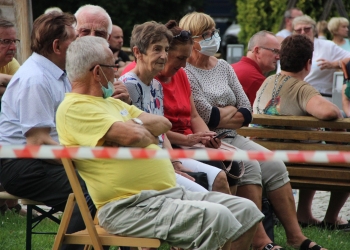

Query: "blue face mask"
<box><xmin>100</xmin><ymin>68</ymin><xmax>114</xmax><ymax>98</ymax></box>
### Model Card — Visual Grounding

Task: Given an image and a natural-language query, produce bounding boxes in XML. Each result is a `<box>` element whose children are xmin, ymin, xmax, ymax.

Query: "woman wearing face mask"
<box><xmin>179</xmin><ymin>12</ymin><xmax>327</xmax><ymax>250</ymax></box>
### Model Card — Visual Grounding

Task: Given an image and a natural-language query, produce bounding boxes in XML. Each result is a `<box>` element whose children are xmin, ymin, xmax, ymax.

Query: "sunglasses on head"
<box><xmin>173</xmin><ymin>30</ymin><xmax>192</xmax><ymax>41</ymax></box>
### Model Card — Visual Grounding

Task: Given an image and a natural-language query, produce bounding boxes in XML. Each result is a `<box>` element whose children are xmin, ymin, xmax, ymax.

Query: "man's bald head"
<box><xmin>109</xmin><ymin>25</ymin><xmax>124</xmax><ymax>52</ymax></box>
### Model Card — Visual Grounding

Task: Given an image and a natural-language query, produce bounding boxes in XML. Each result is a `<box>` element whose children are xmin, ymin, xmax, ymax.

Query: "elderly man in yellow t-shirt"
<box><xmin>0</xmin><ymin>18</ymin><xmax>20</xmax><ymax>96</ymax></box>
<box><xmin>0</xmin><ymin>18</ymin><xmax>22</xmax><ymax>216</ymax></box>
<box><xmin>56</xmin><ymin>35</ymin><xmax>264</xmax><ymax>250</ymax></box>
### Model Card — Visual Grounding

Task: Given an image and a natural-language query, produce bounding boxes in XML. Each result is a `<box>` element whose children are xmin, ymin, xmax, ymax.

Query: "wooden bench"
<box><xmin>237</xmin><ymin>114</ymin><xmax>350</xmax><ymax>192</ymax></box>
<box><xmin>0</xmin><ymin>191</ymin><xmax>60</xmax><ymax>250</ymax></box>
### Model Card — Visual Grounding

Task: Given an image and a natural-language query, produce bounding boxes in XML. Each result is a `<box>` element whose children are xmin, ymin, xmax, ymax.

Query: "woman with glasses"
<box><xmin>179</xmin><ymin>11</ymin><xmax>327</xmax><ymax>250</ymax></box>
<box><xmin>119</xmin><ymin>21</ymin><xmax>233</xmax><ymax>195</ymax></box>
<box><xmin>292</xmin><ymin>15</ymin><xmax>350</xmax><ymax>100</ymax></box>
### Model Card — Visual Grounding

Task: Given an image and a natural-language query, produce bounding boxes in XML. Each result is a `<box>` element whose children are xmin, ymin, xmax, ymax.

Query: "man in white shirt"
<box><xmin>0</xmin><ymin>12</ymin><xmax>93</xmax><ymax>250</ymax></box>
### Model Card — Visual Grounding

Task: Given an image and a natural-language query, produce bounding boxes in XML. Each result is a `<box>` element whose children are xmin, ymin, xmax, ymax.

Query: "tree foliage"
<box><xmin>236</xmin><ymin>0</ymin><xmax>350</xmax><ymax>47</ymax></box>
<box><xmin>31</xmin><ymin>0</ymin><xmax>205</xmax><ymax>47</ymax></box>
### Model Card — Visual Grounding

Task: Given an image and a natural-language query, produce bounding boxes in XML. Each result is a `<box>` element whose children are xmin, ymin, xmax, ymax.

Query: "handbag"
<box><xmin>175</xmin><ymin>142</ymin><xmax>245</xmax><ymax>180</ymax></box>
<box><xmin>182</xmin><ymin>171</ymin><xmax>209</xmax><ymax>190</ymax></box>
<box><xmin>219</xmin><ymin>142</ymin><xmax>245</xmax><ymax>180</ymax></box>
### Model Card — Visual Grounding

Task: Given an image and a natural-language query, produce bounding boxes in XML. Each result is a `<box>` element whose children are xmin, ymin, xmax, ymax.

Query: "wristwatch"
<box><xmin>131</xmin><ymin>118</ymin><xmax>143</xmax><ymax>125</ymax></box>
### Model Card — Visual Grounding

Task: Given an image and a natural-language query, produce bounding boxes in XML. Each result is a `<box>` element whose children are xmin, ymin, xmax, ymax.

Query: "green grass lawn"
<box><xmin>1</xmin><ymin>211</ymin><xmax>349</xmax><ymax>249</ymax></box>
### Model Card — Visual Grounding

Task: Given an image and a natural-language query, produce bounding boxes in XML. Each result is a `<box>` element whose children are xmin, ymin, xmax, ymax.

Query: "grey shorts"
<box><xmin>223</xmin><ymin>135</ymin><xmax>290</xmax><ymax>192</ymax></box>
<box><xmin>98</xmin><ymin>186</ymin><xmax>264</xmax><ymax>249</ymax></box>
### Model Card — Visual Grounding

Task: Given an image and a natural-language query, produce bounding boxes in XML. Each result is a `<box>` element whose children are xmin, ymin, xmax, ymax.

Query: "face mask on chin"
<box><xmin>99</xmin><ymin>68</ymin><xmax>115</xmax><ymax>98</ymax></box>
<box><xmin>196</xmin><ymin>35</ymin><xmax>221</xmax><ymax>57</ymax></box>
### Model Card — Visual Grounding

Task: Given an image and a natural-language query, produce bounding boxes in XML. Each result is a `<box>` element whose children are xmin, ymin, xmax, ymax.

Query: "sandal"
<box><xmin>263</xmin><ymin>243</ymin><xmax>285</xmax><ymax>250</ymax></box>
<box><xmin>9</xmin><ymin>204</ymin><xmax>39</xmax><ymax>218</ymax></box>
<box><xmin>318</xmin><ymin>220</ymin><xmax>350</xmax><ymax>231</ymax></box>
<box><xmin>299</xmin><ymin>239</ymin><xmax>323</xmax><ymax>250</ymax></box>
<box><xmin>0</xmin><ymin>203</ymin><xmax>9</xmax><ymax>215</ymax></box>
<box><xmin>298</xmin><ymin>221</ymin><xmax>322</xmax><ymax>228</ymax></box>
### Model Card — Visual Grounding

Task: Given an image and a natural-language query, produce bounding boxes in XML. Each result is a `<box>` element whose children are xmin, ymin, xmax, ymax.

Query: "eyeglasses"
<box><xmin>294</xmin><ymin>26</ymin><xmax>312</xmax><ymax>34</ymax></box>
<box><xmin>89</xmin><ymin>64</ymin><xmax>119</xmax><ymax>71</ymax></box>
<box><xmin>192</xmin><ymin>29</ymin><xmax>220</xmax><ymax>41</ymax></box>
<box><xmin>0</xmin><ymin>39</ymin><xmax>20</xmax><ymax>46</ymax></box>
<box><xmin>259</xmin><ymin>46</ymin><xmax>280</xmax><ymax>55</ymax></box>
<box><xmin>173</xmin><ymin>30</ymin><xmax>192</xmax><ymax>41</ymax></box>
<box><xmin>76</xmin><ymin>28</ymin><xmax>108</xmax><ymax>38</ymax></box>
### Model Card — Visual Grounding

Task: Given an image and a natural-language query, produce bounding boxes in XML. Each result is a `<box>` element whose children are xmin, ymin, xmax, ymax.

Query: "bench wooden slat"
<box><xmin>237</xmin><ymin>127</ymin><xmax>350</xmax><ymax>142</ymax></box>
<box><xmin>246</xmin><ymin>139</ymin><xmax>350</xmax><ymax>151</ymax></box>
<box><xmin>0</xmin><ymin>191</ymin><xmax>45</xmax><ymax>205</ymax></box>
<box><xmin>287</xmin><ymin>165</ymin><xmax>350</xmax><ymax>179</ymax></box>
<box><xmin>289</xmin><ymin>178</ymin><xmax>350</xmax><ymax>191</ymax></box>
<box><xmin>0</xmin><ymin>191</ymin><xmax>21</xmax><ymax>200</ymax></box>
<box><xmin>251</xmin><ymin>114</ymin><xmax>350</xmax><ymax>129</ymax></box>
<box><xmin>287</xmin><ymin>162</ymin><xmax>350</xmax><ymax>168</ymax></box>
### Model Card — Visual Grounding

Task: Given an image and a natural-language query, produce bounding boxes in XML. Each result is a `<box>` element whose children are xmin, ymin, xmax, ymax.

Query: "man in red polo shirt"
<box><xmin>232</xmin><ymin>31</ymin><xmax>280</xmax><ymax>106</ymax></box>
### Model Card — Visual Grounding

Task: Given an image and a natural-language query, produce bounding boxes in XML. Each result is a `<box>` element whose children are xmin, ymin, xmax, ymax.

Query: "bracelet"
<box><xmin>171</xmin><ymin>160</ymin><xmax>182</xmax><ymax>165</ymax></box>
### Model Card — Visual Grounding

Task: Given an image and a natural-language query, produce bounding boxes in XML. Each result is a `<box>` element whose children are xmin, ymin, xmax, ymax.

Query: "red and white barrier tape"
<box><xmin>0</xmin><ymin>145</ymin><xmax>350</xmax><ymax>163</ymax></box>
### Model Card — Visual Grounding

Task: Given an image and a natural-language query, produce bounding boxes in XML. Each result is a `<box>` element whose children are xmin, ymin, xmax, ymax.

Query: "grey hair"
<box><xmin>74</xmin><ymin>4</ymin><xmax>112</xmax><ymax>34</ymax></box>
<box><xmin>44</xmin><ymin>7</ymin><xmax>63</xmax><ymax>14</ymax></box>
<box><xmin>284</xmin><ymin>9</ymin><xmax>292</xmax><ymax>19</ymax></box>
<box><xmin>66</xmin><ymin>36</ymin><xmax>110</xmax><ymax>81</ymax></box>
<box><xmin>0</xmin><ymin>19</ymin><xmax>14</xmax><ymax>28</ymax></box>
<box><xmin>284</xmin><ymin>7</ymin><xmax>302</xmax><ymax>18</ymax></box>
<box><xmin>247</xmin><ymin>30</ymin><xmax>275</xmax><ymax>51</ymax></box>
<box><xmin>292</xmin><ymin>15</ymin><xmax>316</xmax><ymax>34</ymax></box>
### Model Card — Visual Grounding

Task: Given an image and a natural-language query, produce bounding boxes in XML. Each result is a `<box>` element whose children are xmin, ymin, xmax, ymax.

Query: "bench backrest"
<box><xmin>237</xmin><ymin>114</ymin><xmax>350</xmax><ymax>152</ymax></box>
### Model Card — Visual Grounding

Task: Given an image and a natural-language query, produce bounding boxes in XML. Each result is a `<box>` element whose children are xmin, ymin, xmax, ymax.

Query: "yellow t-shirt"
<box><xmin>0</xmin><ymin>58</ymin><xmax>20</xmax><ymax>74</ymax></box>
<box><xmin>56</xmin><ymin>93</ymin><xmax>176</xmax><ymax>209</ymax></box>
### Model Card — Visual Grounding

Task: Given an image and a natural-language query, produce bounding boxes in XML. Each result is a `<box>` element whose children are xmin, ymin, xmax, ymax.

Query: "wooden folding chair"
<box><xmin>0</xmin><ymin>191</ymin><xmax>60</xmax><ymax>250</ymax></box>
<box><xmin>52</xmin><ymin>158</ymin><xmax>161</xmax><ymax>250</ymax></box>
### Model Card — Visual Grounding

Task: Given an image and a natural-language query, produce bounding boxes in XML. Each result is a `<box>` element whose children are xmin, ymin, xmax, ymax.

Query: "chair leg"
<box><xmin>52</xmin><ymin>194</ymin><xmax>76</xmax><ymax>250</ymax></box>
<box><xmin>26</xmin><ymin>204</ymin><xmax>33</xmax><ymax>250</ymax></box>
<box><xmin>83</xmin><ymin>244</ymin><xmax>93</xmax><ymax>250</ymax></box>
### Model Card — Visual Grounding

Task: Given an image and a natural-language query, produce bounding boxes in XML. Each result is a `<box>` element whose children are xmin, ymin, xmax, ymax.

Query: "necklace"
<box><xmin>256</xmin><ymin>74</ymin><xmax>291</xmax><ymax>114</ymax></box>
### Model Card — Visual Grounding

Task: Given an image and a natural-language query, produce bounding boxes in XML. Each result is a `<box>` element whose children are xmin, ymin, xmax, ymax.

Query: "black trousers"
<box><xmin>0</xmin><ymin>158</ymin><xmax>107</xmax><ymax>250</ymax></box>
